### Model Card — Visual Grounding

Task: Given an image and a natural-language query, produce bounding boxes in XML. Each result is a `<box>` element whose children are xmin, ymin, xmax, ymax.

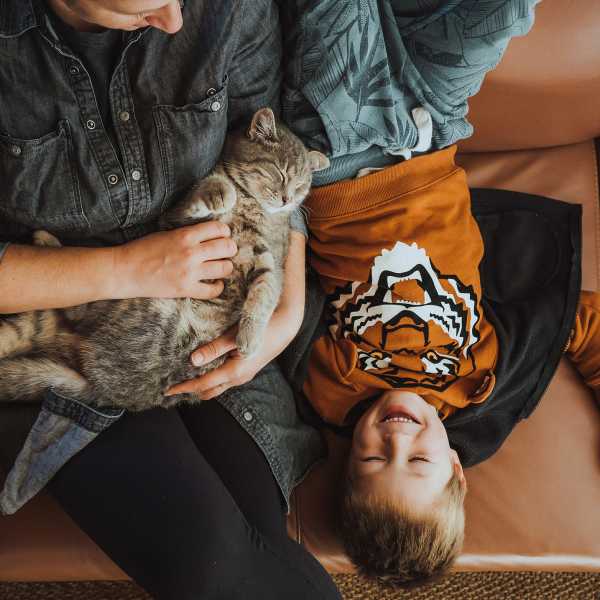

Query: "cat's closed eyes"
<box><xmin>0</xmin><ymin>108</ymin><xmax>329</xmax><ymax>410</ymax></box>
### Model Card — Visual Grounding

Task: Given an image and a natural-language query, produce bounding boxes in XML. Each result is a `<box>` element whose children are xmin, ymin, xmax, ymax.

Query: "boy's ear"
<box><xmin>308</xmin><ymin>150</ymin><xmax>330</xmax><ymax>172</ymax></box>
<box><xmin>450</xmin><ymin>449</ymin><xmax>467</xmax><ymax>491</ymax></box>
<box><xmin>248</xmin><ymin>107</ymin><xmax>278</xmax><ymax>142</ymax></box>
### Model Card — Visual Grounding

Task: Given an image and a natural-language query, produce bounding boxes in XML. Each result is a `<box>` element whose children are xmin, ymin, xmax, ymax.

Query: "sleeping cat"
<box><xmin>0</xmin><ymin>108</ymin><xmax>329</xmax><ymax>411</ymax></box>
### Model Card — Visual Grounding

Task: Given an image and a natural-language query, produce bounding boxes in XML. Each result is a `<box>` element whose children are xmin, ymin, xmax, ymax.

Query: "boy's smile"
<box><xmin>349</xmin><ymin>391</ymin><xmax>465</xmax><ymax>508</ymax></box>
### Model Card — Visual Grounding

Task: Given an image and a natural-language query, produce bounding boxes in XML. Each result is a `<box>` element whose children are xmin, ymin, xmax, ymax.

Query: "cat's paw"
<box><xmin>190</xmin><ymin>180</ymin><xmax>237</xmax><ymax>216</ymax></box>
<box><xmin>236</xmin><ymin>317</ymin><xmax>265</xmax><ymax>357</ymax></box>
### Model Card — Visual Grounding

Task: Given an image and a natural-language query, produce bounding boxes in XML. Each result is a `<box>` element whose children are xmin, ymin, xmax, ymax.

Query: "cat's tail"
<box><xmin>0</xmin><ymin>357</ymin><xmax>88</xmax><ymax>403</ymax></box>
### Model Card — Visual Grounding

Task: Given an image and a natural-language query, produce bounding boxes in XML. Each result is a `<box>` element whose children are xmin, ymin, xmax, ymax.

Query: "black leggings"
<box><xmin>47</xmin><ymin>401</ymin><xmax>341</xmax><ymax>600</ymax></box>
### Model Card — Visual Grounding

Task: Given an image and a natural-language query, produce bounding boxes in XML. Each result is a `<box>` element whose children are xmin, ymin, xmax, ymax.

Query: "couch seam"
<box><xmin>594</xmin><ymin>139</ymin><xmax>600</xmax><ymax>290</ymax></box>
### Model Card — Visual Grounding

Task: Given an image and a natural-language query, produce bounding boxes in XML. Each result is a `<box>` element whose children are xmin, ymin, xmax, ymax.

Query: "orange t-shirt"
<box><xmin>303</xmin><ymin>146</ymin><xmax>499</xmax><ymax>425</ymax></box>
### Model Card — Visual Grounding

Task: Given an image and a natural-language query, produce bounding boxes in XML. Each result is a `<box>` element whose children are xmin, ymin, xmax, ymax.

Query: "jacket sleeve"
<box><xmin>226</xmin><ymin>0</ymin><xmax>282</xmax><ymax>128</ymax></box>
<box><xmin>565</xmin><ymin>291</ymin><xmax>600</xmax><ymax>397</ymax></box>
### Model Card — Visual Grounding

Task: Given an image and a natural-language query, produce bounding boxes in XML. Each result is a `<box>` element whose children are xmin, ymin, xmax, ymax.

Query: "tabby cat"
<box><xmin>0</xmin><ymin>108</ymin><xmax>329</xmax><ymax>410</ymax></box>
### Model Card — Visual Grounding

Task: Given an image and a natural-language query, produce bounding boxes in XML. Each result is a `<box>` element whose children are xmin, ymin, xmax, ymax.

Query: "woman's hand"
<box><xmin>165</xmin><ymin>231</ymin><xmax>307</xmax><ymax>399</ymax></box>
<box><xmin>164</xmin><ymin>307</ymin><xmax>301</xmax><ymax>399</ymax></box>
<box><xmin>112</xmin><ymin>221</ymin><xmax>237</xmax><ymax>300</ymax></box>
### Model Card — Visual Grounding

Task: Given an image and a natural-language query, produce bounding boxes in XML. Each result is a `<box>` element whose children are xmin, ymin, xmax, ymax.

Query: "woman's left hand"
<box><xmin>164</xmin><ymin>231</ymin><xmax>307</xmax><ymax>400</ymax></box>
<box><xmin>164</xmin><ymin>308</ymin><xmax>300</xmax><ymax>400</ymax></box>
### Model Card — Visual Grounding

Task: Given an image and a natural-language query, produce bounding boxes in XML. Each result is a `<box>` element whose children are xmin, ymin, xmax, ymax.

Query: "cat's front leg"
<box><xmin>236</xmin><ymin>252</ymin><xmax>282</xmax><ymax>357</ymax></box>
<box><xmin>159</xmin><ymin>171</ymin><xmax>237</xmax><ymax>230</ymax></box>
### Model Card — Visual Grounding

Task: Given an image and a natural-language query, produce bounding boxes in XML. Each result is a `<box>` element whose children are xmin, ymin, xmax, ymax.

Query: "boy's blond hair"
<box><xmin>338</xmin><ymin>469</ymin><xmax>466</xmax><ymax>587</ymax></box>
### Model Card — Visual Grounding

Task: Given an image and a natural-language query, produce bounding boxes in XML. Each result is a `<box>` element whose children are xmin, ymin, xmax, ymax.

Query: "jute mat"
<box><xmin>0</xmin><ymin>572</ymin><xmax>599</xmax><ymax>600</ymax></box>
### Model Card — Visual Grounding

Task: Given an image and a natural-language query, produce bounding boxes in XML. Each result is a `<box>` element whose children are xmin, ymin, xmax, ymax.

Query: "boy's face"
<box><xmin>349</xmin><ymin>391</ymin><xmax>465</xmax><ymax>510</ymax></box>
<box><xmin>48</xmin><ymin>0</ymin><xmax>184</xmax><ymax>33</ymax></box>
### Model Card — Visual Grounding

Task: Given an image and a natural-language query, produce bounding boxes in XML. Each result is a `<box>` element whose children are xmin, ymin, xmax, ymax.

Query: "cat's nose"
<box><xmin>282</xmin><ymin>196</ymin><xmax>289</xmax><ymax>204</ymax></box>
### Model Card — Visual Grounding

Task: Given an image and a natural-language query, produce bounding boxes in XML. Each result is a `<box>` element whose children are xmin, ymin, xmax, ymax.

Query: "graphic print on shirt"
<box><xmin>327</xmin><ymin>241</ymin><xmax>481</xmax><ymax>390</ymax></box>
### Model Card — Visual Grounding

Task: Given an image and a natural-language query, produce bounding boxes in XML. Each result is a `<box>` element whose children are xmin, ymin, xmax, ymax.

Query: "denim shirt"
<box><xmin>0</xmin><ymin>0</ymin><xmax>289</xmax><ymax>250</ymax></box>
<box><xmin>0</xmin><ymin>0</ymin><xmax>320</xmax><ymax>515</ymax></box>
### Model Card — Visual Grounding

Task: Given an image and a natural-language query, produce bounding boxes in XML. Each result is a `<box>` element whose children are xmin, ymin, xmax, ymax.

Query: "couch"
<box><xmin>1</xmin><ymin>0</ymin><xmax>599</xmax><ymax>583</ymax></box>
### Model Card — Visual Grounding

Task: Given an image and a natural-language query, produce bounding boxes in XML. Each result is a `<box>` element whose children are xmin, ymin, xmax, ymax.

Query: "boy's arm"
<box><xmin>565</xmin><ymin>291</ymin><xmax>600</xmax><ymax>403</ymax></box>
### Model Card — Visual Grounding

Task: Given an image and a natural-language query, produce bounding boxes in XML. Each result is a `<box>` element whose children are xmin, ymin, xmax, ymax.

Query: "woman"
<box><xmin>0</xmin><ymin>1</ymin><xmax>340</xmax><ymax>598</ymax></box>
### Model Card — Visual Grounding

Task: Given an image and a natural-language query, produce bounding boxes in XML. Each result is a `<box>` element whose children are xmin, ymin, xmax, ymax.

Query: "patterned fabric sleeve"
<box><xmin>399</xmin><ymin>0</ymin><xmax>539</xmax><ymax>147</ymax></box>
<box><xmin>280</xmin><ymin>0</ymin><xmax>538</xmax><ymax>158</ymax></box>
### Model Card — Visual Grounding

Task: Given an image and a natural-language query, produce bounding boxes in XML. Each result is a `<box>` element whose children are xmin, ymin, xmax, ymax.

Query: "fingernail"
<box><xmin>192</xmin><ymin>353</ymin><xmax>204</xmax><ymax>367</ymax></box>
<box><xmin>164</xmin><ymin>391</ymin><xmax>174</xmax><ymax>397</ymax></box>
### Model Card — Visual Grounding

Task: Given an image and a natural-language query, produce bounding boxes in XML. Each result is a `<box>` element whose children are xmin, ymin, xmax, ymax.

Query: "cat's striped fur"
<box><xmin>0</xmin><ymin>108</ymin><xmax>329</xmax><ymax>410</ymax></box>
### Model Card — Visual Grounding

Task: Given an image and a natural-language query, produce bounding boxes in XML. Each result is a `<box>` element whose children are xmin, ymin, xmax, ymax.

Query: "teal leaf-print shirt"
<box><xmin>279</xmin><ymin>0</ymin><xmax>537</xmax><ymax>182</ymax></box>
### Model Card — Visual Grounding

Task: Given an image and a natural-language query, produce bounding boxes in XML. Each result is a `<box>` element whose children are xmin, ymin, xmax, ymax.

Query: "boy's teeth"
<box><xmin>380</xmin><ymin>410</ymin><xmax>420</xmax><ymax>424</ymax></box>
<box><xmin>384</xmin><ymin>416</ymin><xmax>415</xmax><ymax>423</ymax></box>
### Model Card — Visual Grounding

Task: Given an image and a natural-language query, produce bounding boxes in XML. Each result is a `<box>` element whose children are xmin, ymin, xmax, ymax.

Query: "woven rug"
<box><xmin>1</xmin><ymin>573</ymin><xmax>600</xmax><ymax>600</ymax></box>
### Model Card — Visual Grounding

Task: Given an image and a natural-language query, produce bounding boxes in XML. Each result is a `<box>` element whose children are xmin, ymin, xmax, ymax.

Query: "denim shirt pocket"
<box><xmin>153</xmin><ymin>77</ymin><xmax>228</xmax><ymax>210</ymax></box>
<box><xmin>0</xmin><ymin>119</ymin><xmax>89</xmax><ymax>233</ymax></box>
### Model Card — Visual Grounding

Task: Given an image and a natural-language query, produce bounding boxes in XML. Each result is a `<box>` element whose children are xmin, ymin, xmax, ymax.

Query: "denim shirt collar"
<box><xmin>0</xmin><ymin>0</ymin><xmax>39</xmax><ymax>38</ymax></box>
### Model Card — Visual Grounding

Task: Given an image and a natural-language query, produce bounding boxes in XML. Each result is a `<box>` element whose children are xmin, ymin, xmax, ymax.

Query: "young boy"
<box><xmin>282</xmin><ymin>144</ymin><xmax>591</xmax><ymax>585</ymax></box>
<box><xmin>276</xmin><ymin>0</ymin><xmax>595</xmax><ymax>587</ymax></box>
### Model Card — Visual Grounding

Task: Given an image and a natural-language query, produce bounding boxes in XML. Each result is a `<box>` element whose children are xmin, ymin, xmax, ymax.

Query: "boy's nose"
<box><xmin>385</xmin><ymin>431</ymin><xmax>412</xmax><ymax>457</ymax></box>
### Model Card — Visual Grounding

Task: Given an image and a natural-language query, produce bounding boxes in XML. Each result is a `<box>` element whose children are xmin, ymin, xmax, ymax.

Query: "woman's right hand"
<box><xmin>113</xmin><ymin>221</ymin><xmax>237</xmax><ymax>300</ymax></box>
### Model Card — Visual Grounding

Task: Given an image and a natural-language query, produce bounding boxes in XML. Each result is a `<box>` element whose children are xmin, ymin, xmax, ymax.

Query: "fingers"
<box><xmin>176</xmin><ymin>224</ymin><xmax>237</xmax><ymax>299</ymax></box>
<box><xmin>194</xmin><ymin>237</ymin><xmax>237</xmax><ymax>261</ymax></box>
<box><xmin>193</xmin><ymin>280</ymin><xmax>225</xmax><ymax>300</ymax></box>
<box><xmin>165</xmin><ymin>379</ymin><xmax>231</xmax><ymax>400</ymax></box>
<box><xmin>191</xmin><ymin>326</ymin><xmax>238</xmax><ymax>366</ymax></box>
<box><xmin>197</xmin><ymin>259</ymin><xmax>234</xmax><ymax>281</ymax></box>
<box><xmin>184</xmin><ymin>221</ymin><xmax>232</xmax><ymax>244</ymax></box>
<box><xmin>197</xmin><ymin>383</ymin><xmax>231</xmax><ymax>401</ymax></box>
<box><xmin>165</xmin><ymin>359</ymin><xmax>249</xmax><ymax>399</ymax></box>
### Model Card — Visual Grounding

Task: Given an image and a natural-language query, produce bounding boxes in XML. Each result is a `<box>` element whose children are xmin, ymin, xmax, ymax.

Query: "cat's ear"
<box><xmin>248</xmin><ymin>108</ymin><xmax>278</xmax><ymax>143</ymax></box>
<box><xmin>308</xmin><ymin>151</ymin><xmax>330</xmax><ymax>172</ymax></box>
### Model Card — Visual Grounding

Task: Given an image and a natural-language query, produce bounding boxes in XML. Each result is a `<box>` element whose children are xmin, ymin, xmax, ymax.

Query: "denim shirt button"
<box><xmin>243</xmin><ymin>410</ymin><xmax>253</xmax><ymax>422</ymax></box>
<box><xmin>206</xmin><ymin>88</ymin><xmax>217</xmax><ymax>97</ymax></box>
<box><xmin>107</xmin><ymin>174</ymin><xmax>119</xmax><ymax>185</ymax></box>
<box><xmin>131</xmin><ymin>169</ymin><xmax>142</xmax><ymax>182</ymax></box>
<box><xmin>69</xmin><ymin>65</ymin><xmax>80</xmax><ymax>75</ymax></box>
<box><xmin>119</xmin><ymin>111</ymin><xmax>131</xmax><ymax>123</ymax></box>
<box><xmin>10</xmin><ymin>144</ymin><xmax>22</xmax><ymax>156</ymax></box>
<box><xmin>86</xmin><ymin>119</ymin><xmax>96</xmax><ymax>130</ymax></box>
<box><xmin>210</xmin><ymin>101</ymin><xmax>222</xmax><ymax>112</ymax></box>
